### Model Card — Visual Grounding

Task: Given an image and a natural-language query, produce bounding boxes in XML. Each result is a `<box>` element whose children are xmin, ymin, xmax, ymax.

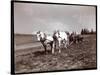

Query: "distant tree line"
<box><xmin>81</xmin><ymin>28</ymin><xmax>96</xmax><ymax>35</ymax></box>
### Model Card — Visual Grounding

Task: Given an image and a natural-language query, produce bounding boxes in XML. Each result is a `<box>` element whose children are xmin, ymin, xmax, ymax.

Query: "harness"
<box><xmin>40</xmin><ymin>33</ymin><xmax>53</xmax><ymax>43</ymax></box>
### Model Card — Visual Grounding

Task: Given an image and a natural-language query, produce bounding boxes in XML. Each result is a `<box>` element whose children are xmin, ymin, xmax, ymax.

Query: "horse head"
<box><xmin>36</xmin><ymin>31</ymin><xmax>47</xmax><ymax>41</ymax></box>
<box><xmin>36</xmin><ymin>31</ymin><xmax>41</xmax><ymax>41</ymax></box>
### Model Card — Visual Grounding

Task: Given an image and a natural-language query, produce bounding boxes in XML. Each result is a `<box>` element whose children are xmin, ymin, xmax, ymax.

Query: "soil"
<box><xmin>15</xmin><ymin>34</ymin><xmax>96</xmax><ymax>73</ymax></box>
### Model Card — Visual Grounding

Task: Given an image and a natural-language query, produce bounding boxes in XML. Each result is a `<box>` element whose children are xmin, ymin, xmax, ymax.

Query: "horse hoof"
<box><xmin>52</xmin><ymin>52</ymin><xmax>54</xmax><ymax>54</ymax></box>
<box><xmin>59</xmin><ymin>51</ymin><xmax>61</xmax><ymax>53</ymax></box>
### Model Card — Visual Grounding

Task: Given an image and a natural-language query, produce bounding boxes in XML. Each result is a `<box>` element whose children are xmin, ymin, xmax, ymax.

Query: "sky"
<box><xmin>14</xmin><ymin>2</ymin><xmax>96</xmax><ymax>34</ymax></box>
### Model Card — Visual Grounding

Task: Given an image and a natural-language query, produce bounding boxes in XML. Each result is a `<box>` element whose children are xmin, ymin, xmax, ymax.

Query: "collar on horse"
<box><xmin>40</xmin><ymin>33</ymin><xmax>47</xmax><ymax>42</ymax></box>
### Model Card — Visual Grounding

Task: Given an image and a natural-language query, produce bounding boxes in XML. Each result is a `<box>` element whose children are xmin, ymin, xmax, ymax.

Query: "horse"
<box><xmin>69</xmin><ymin>32</ymin><xmax>83</xmax><ymax>44</ymax></box>
<box><xmin>36</xmin><ymin>31</ymin><xmax>54</xmax><ymax>54</ymax></box>
<box><xmin>69</xmin><ymin>32</ymin><xmax>76</xmax><ymax>44</ymax></box>
<box><xmin>75</xmin><ymin>35</ymin><xmax>83</xmax><ymax>43</ymax></box>
<box><xmin>53</xmin><ymin>30</ymin><xmax>69</xmax><ymax>53</ymax></box>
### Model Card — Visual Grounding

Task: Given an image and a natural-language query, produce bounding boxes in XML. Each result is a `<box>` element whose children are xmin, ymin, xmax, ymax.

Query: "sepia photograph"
<box><xmin>11</xmin><ymin>1</ymin><xmax>97</xmax><ymax>74</ymax></box>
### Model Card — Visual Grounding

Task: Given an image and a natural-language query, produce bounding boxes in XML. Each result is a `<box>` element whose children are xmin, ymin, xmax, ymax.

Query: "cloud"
<box><xmin>14</xmin><ymin>2</ymin><xmax>96</xmax><ymax>34</ymax></box>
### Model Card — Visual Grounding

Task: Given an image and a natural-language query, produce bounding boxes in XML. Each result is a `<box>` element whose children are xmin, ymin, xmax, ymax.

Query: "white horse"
<box><xmin>53</xmin><ymin>30</ymin><xmax>69</xmax><ymax>53</ymax></box>
<box><xmin>36</xmin><ymin>31</ymin><xmax>54</xmax><ymax>54</ymax></box>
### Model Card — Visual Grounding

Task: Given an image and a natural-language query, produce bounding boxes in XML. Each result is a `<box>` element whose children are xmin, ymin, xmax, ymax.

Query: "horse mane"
<box><xmin>65</xmin><ymin>31</ymin><xmax>70</xmax><ymax>35</ymax></box>
<box><xmin>36</xmin><ymin>31</ymin><xmax>40</xmax><ymax>35</ymax></box>
<box><xmin>53</xmin><ymin>31</ymin><xmax>58</xmax><ymax>40</ymax></box>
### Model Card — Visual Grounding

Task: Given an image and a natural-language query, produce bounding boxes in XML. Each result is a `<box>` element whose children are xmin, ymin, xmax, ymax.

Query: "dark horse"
<box><xmin>69</xmin><ymin>32</ymin><xmax>83</xmax><ymax>44</ymax></box>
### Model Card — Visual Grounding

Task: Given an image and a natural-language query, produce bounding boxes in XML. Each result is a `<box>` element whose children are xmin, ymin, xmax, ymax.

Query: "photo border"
<box><xmin>11</xmin><ymin>1</ymin><xmax>97</xmax><ymax>74</ymax></box>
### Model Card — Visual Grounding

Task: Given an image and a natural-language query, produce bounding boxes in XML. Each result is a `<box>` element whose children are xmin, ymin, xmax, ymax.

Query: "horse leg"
<box><xmin>64</xmin><ymin>41</ymin><xmax>67</xmax><ymax>49</ymax></box>
<box><xmin>44</xmin><ymin>45</ymin><xmax>47</xmax><ymax>54</ymax></box>
<box><xmin>58</xmin><ymin>41</ymin><xmax>61</xmax><ymax>53</ymax></box>
<box><xmin>54</xmin><ymin>41</ymin><xmax>56</xmax><ymax>50</ymax></box>
<box><xmin>52</xmin><ymin>42</ymin><xmax>55</xmax><ymax>54</ymax></box>
<box><xmin>66</xmin><ymin>39</ymin><xmax>70</xmax><ymax>48</ymax></box>
<box><xmin>50</xmin><ymin>42</ymin><xmax>53</xmax><ymax>54</ymax></box>
<box><xmin>50</xmin><ymin>43</ymin><xmax>52</xmax><ymax>51</ymax></box>
<box><xmin>42</xmin><ymin>43</ymin><xmax>47</xmax><ymax>54</ymax></box>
